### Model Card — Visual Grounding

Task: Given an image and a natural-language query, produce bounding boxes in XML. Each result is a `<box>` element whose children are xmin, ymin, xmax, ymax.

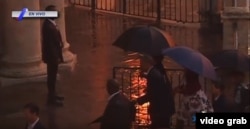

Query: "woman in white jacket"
<box><xmin>174</xmin><ymin>69</ymin><xmax>214</xmax><ymax>129</ymax></box>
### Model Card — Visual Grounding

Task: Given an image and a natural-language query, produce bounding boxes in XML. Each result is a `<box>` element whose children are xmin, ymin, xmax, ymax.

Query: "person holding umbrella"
<box><xmin>162</xmin><ymin>46</ymin><xmax>216</xmax><ymax>129</ymax></box>
<box><xmin>133</xmin><ymin>54</ymin><xmax>175</xmax><ymax>129</ymax></box>
<box><xmin>210</xmin><ymin>50</ymin><xmax>249</xmax><ymax>112</ymax></box>
<box><xmin>174</xmin><ymin>69</ymin><xmax>214</xmax><ymax>129</ymax></box>
<box><xmin>211</xmin><ymin>82</ymin><xmax>238</xmax><ymax>112</ymax></box>
<box><xmin>113</xmin><ymin>25</ymin><xmax>176</xmax><ymax>128</ymax></box>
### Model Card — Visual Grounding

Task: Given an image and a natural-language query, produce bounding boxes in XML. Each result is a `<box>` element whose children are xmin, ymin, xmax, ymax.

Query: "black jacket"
<box><xmin>137</xmin><ymin>63</ymin><xmax>175</xmax><ymax>117</ymax></box>
<box><xmin>213</xmin><ymin>95</ymin><xmax>230</xmax><ymax>112</ymax></box>
<box><xmin>92</xmin><ymin>93</ymin><xmax>133</xmax><ymax>129</ymax></box>
<box><xmin>213</xmin><ymin>94</ymin><xmax>238</xmax><ymax>112</ymax></box>
<box><xmin>235</xmin><ymin>84</ymin><xmax>250</xmax><ymax>112</ymax></box>
<box><xmin>42</xmin><ymin>19</ymin><xmax>63</xmax><ymax>64</ymax></box>
<box><xmin>25</xmin><ymin>120</ymin><xmax>46</xmax><ymax>129</ymax></box>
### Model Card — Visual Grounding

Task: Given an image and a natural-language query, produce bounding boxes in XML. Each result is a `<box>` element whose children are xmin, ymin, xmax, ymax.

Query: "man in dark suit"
<box><xmin>135</xmin><ymin>55</ymin><xmax>175</xmax><ymax>129</ymax></box>
<box><xmin>212</xmin><ymin>84</ymin><xmax>229</xmax><ymax>112</ymax></box>
<box><xmin>89</xmin><ymin>79</ymin><xmax>135</xmax><ymax>129</ymax></box>
<box><xmin>212</xmin><ymin>83</ymin><xmax>238</xmax><ymax>112</ymax></box>
<box><xmin>23</xmin><ymin>103</ymin><xmax>46</xmax><ymax>129</ymax></box>
<box><xmin>42</xmin><ymin>5</ymin><xmax>64</xmax><ymax>106</ymax></box>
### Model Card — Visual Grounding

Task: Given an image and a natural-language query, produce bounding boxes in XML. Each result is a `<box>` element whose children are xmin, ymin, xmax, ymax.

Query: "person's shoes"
<box><xmin>55</xmin><ymin>95</ymin><xmax>64</xmax><ymax>101</ymax></box>
<box><xmin>47</xmin><ymin>100</ymin><xmax>64</xmax><ymax>107</ymax></box>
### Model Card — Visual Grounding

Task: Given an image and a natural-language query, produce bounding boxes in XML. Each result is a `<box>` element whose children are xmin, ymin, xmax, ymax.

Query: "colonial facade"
<box><xmin>0</xmin><ymin>0</ymin><xmax>249</xmax><ymax>86</ymax></box>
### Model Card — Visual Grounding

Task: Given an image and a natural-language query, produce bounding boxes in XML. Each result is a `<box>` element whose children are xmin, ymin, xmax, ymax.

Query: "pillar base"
<box><xmin>0</xmin><ymin>62</ymin><xmax>47</xmax><ymax>87</ymax></box>
<box><xmin>0</xmin><ymin>52</ymin><xmax>77</xmax><ymax>87</ymax></box>
<box><xmin>0</xmin><ymin>73</ymin><xmax>63</xmax><ymax>87</ymax></box>
<box><xmin>0</xmin><ymin>74</ymin><xmax>47</xmax><ymax>87</ymax></box>
<box><xmin>59</xmin><ymin>54</ymin><xmax>77</xmax><ymax>73</ymax></box>
<box><xmin>59</xmin><ymin>41</ymin><xmax>77</xmax><ymax>73</ymax></box>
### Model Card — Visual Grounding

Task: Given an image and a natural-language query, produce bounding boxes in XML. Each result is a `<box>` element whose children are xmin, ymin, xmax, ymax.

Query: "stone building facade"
<box><xmin>222</xmin><ymin>0</ymin><xmax>250</xmax><ymax>55</ymax></box>
<box><xmin>0</xmin><ymin>0</ymin><xmax>249</xmax><ymax>86</ymax></box>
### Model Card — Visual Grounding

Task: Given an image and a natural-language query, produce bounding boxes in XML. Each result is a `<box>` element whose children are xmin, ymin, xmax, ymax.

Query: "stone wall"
<box><xmin>222</xmin><ymin>0</ymin><xmax>250</xmax><ymax>55</ymax></box>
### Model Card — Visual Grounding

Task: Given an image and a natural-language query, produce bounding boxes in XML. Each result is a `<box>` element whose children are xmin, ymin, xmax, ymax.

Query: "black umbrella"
<box><xmin>113</xmin><ymin>25</ymin><xmax>175</xmax><ymax>56</ymax></box>
<box><xmin>210</xmin><ymin>50</ymin><xmax>249</xmax><ymax>72</ymax></box>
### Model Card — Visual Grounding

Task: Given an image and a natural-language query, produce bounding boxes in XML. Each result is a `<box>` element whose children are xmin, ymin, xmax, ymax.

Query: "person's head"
<box><xmin>140</xmin><ymin>55</ymin><xmax>154</xmax><ymax>72</ymax></box>
<box><xmin>214</xmin><ymin>67</ymin><xmax>222</xmax><ymax>76</ymax></box>
<box><xmin>106</xmin><ymin>79</ymin><xmax>120</xmax><ymax>95</ymax></box>
<box><xmin>142</xmin><ymin>55</ymin><xmax>154</xmax><ymax>65</ymax></box>
<box><xmin>152</xmin><ymin>55</ymin><xmax>164</xmax><ymax>64</ymax></box>
<box><xmin>182</xmin><ymin>69</ymin><xmax>201</xmax><ymax>95</ymax></box>
<box><xmin>212</xmin><ymin>82</ymin><xmax>224</xmax><ymax>97</ymax></box>
<box><xmin>140</xmin><ymin>54</ymin><xmax>164</xmax><ymax>69</ymax></box>
<box><xmin>45</xmin><ymin>5</ymin><xmax>59</xmax><ymax>20</ymax></box>
<box><xmin>185</xmin><ymin>69</ymin><xmax>199</xmax><ymax>83</ymax></box>
<box><xmin>23</xmin><ymin>103</ymin><xmax>39</xmax><ymax>123</ymax></box>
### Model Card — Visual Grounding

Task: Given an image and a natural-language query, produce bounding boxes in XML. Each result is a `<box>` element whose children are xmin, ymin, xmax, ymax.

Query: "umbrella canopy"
<box><xmin>113</xmin><ymin>25</ymin><xmax>175</xmax><ymax>56</ymax></box>
<box><xmin>210</xmin><ymin>50</ymin><xmax>249</xmax><ymax>72</ymax></box>
<box><xmin>162</xmin><ymin>46</ymin><xmax>217</xmax><ymax>80</ymax></box>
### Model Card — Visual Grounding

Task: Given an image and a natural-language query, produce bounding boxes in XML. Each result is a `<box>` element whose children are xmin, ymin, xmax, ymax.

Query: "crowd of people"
<box><xmin>87</xmin><ymin>54</ymin><xmax>249</xmax><ymax>129</ymax></box>
<box><xmin>21</xmin><ymin>4</ymin><xmax>249</xmax><ymax>129</ymax></box>
<box><xmin>23</xmin><ymin>54</ymin><xmax>249</xmax><ymax>129</ymax></box>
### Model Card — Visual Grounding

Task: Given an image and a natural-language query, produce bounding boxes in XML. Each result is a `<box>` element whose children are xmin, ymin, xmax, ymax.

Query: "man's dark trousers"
<box><xmin>47</xmin><ymin>63</ymin><xmax>58</xmax><ymax>101</ymax></box>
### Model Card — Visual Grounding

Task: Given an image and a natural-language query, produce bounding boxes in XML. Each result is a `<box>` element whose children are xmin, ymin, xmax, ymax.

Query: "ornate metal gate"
<box><xmin>69</xmin><ymin>0</ymin><xmax>221</xmax><ymax>23</ymax></box>
<box><xmin>112</xmin><ymin>66</ymin><xmax>210</xmax><ymax>128</ymax></box>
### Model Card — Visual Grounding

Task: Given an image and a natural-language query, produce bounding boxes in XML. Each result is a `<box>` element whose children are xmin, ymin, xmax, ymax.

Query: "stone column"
<box><xmin>222</xmin><ymin>0</ymin><xmax>250</xmax><ymax>55</ymax></box>
<box><xmin>40</xmin><ymin>0</ymin><xmax>77</xmax><ymax>72</ymax></box>
<box><xmin>0</xmin><ymin>0</ymin><xmax>46</xmax><ymax>86</ymax></box>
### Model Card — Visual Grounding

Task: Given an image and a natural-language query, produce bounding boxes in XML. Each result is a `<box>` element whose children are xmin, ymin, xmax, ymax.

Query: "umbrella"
<box><xmin>113</xmin><ymin>25</ymin><xmax>175</xmax><ymax>56</ymax></box>
<box><xmin>210</xmin><ymin>50</ymin><xmax>249</xmax><ymax>72</ymax></box>
<box><xmin>162</xmin><ymin>46</ymin><xmax>217</xmax><ymax>80</ymax></box>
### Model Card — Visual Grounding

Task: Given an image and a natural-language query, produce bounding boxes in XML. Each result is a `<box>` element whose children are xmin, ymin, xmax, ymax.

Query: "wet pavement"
<box><xmin>0</xmin><ymin>7</ymin><xmax>213</xmax><ymax>129</ymax></box>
